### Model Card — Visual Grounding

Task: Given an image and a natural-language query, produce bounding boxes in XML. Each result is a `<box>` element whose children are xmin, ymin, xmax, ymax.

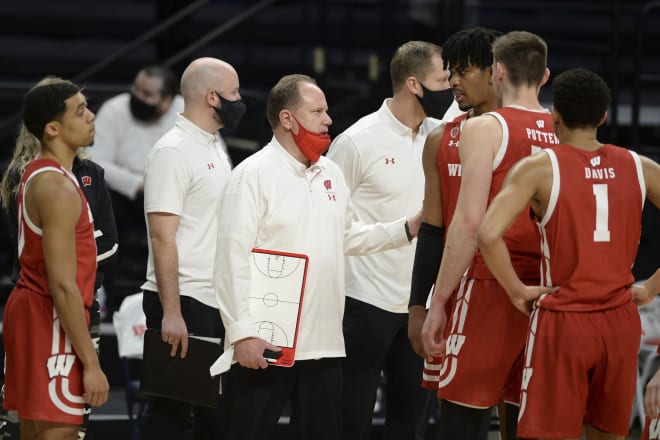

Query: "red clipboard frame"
<box><xmin>251</xmin><ymin>248</ymin><xmax>309</xmax><ymax>367</ymax></box>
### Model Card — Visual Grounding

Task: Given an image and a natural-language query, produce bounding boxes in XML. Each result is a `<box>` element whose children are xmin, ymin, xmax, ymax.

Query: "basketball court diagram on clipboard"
<box><xmin>249</xmin><ymin>249</ymin><xmax>309</xmax><ymax>366</ymax></box>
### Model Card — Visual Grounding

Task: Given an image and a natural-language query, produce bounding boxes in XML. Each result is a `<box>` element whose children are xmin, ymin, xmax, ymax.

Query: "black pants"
<box><xmin>140</xmin><ymin>290</ymin><xmax>225</xmax><ymax>440</ymax></box>
<box><xmin>220</xmin><ymin>358</ymin><xmax>342</xmax><ymax>440</ymax></box>
<box><xmin>342</xmin><ymin>297</ymin><xmax>434</xmax><ymax>440</ymax></box>
<box><xmin>436</xmin><ymin>400</ymin><xmax>493</xmax><ymax>440</ymax></box>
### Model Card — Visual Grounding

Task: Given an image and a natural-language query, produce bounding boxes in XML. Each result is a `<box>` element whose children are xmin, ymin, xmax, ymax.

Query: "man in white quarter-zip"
<box><xmin>140</xmin><ymin>57</ymin><xmax>244</xmax><ymax>440</ymax></box>
<box><xmin>214</xmin><ymin>74</ymin><xmax>420</xmax><ymax>440</ymax></box>
<box><xmin>326</xmin><ymin>41</ymin><xmax>454</xmax><ymax>440</ymax></box>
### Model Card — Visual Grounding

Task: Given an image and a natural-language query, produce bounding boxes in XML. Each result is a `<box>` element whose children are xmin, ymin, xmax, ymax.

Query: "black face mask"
<box><xmin>129</xmin><ymin>93</ymin><xmax>159</xmax><ymax>121</ymax></box>
<box><xmin>415</xmin><ymin>82</ymin><xmax>455</xmax><ymax>119</ymax></box>
<box><xmin>214</xmin><ymin>92</ymin><xmax>246</xmax><ymax>134</ymax></box>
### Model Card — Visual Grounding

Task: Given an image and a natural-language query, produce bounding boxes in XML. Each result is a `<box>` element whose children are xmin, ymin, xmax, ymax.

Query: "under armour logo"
<box><xmin>81</xmin><ymin>175</ymin><xmax>92</xmax><ymax>186</ymax></box>
<box><xmin>208</xmin><ymin>163</ymin><xmax>215</xmax><ymax>169</ymax></box>
<box><xmin>590</xmin><ymin>156</ymin><xmax>601</xmax><ymax>167</ymax></box>
<box><xmin>385</xmin><ymin>158</ymin><xmax>395</xmax><ymax>165</ymax></box>
<box><xmin>448</xmin><ymin>140</ymin><xmax>459</xmax><ymax>148</ymax></box>
<box><xmin>328</xmin><ymin>194</ymin><xmax>336</xmax><ymax>201</ymax></box>
<box><xmin>536</xmin><ymin>120</ymin><xmax>545</xmax><ymax>128</ymax></box>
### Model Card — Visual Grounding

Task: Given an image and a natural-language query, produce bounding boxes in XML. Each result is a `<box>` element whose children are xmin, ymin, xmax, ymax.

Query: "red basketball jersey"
<box><xmin>438</xmin><ymin>112</ymin><xmax>469</xmax><ymax>228</ymax></box>
<box><xmin>15</xmin><ymin>158</ymin><xmax>97</xmax><ymax>308</ymax></box>
<box><xmin>536</xmin><ymin>144</ymin><xmax>644</xmax><ymax>311</ymax></box>
<box><xmin>469</xmin><ymin>107</ymin><xmax>558</xmax><ymax>281</ymax></box>
<box><xmin>422</xmin><ymin>113</ymin><xmax>468</xmax><ymax>390</ymax></box>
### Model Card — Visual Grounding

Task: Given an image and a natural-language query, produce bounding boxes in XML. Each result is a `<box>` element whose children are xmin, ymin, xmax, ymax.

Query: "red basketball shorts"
<box><xmin>437</xmin><ymin>278</ymin><xmax>529</xmax><ymax>407</ymax></box>
<box><xmin>517</xmin><ymin>301</ymin><xmax>641</xmax><ymax>438</ymax></box>
<box><xmin>3</xmin><ymin>288</ymin><xmax>87</xmax><ymax>425</ymax></box>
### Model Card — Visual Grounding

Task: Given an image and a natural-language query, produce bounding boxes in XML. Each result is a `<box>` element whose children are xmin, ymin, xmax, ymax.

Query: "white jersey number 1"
<box><xmin>592</xmin><ymin>184</ymin><xmax>611</xmax><ymax>242</ymax></box>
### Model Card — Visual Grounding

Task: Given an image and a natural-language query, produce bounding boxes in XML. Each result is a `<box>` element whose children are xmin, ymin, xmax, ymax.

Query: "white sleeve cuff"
<box><xmin>225</xmin><ymin>319</ymin><xmax>258</xmax><ymax>345</ymax></box>
<box><xmin>387</xmin><ymin>217</ymin><xmax>411</xmax><ymax>246</ymax></box>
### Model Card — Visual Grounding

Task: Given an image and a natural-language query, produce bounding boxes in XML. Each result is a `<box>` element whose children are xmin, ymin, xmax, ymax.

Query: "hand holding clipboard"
<box><xmin>209</xmin><ymin>248</ymin><xmax>309</xmax><ymax>376</ymax></box>
<box><xmin>248</xmin><ymin>248</ymin><xmax>309</xmax><ymax>367</ymax></box>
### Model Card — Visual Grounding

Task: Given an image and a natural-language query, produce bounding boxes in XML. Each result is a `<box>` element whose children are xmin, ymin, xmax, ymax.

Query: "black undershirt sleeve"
<box><xmin>409</xmin><ymin>222</ymin><xmax>445</xmax><ymax>308</ymax></box>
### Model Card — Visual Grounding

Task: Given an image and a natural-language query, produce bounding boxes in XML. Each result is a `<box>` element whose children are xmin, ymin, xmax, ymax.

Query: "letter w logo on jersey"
<box><xmin>536</xmin><ymin>120</ymin><xmax>545</xmax><ymax>129</ymax></box>
<box><xmin>47</xmin><ymin>354</ymin><xmax>76</xmax><ymax>379</ymax></box>
<box><xmin>590</xmin><ymin>156</ymin><xmax>601</xmax><ymax>167</ymax></box>
<box><xmin>447</xmin><ymin>163</ymin><xmax>462</xmax><ymax>177</ymax></box>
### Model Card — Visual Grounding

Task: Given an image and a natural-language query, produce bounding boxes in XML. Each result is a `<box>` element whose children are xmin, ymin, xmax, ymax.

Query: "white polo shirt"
<box><xmin>142</xmin><ymin>114</ymin><xmax>232</xmax><ymax>308</ymax></box>
<box><xmin>327</xmin><ymin>99</ymin><xmax>440</xmax><ymax>313</ymax></box>
<box><xmin>214</xmin><ymin>137</ymin><xmax>410</xmax><ymax>360</ymax></box>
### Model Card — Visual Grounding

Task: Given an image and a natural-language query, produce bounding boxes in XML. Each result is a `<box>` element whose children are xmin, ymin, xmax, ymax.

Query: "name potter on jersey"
<box><xmin>445</xmin><ymin>122</ymin><xmax>557</xmax><ymax>181</ymax></box>
<box><xmin>525</xmin><ymin>128</ymin><xmax>559</xmax><ymax>144</ymax></box>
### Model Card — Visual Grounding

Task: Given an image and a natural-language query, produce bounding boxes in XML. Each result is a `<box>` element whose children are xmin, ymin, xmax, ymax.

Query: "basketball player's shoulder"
<box><xmin>462</xmin><ymin>112</ymin><xmax>500</xmax><ymax>134</ymax></box>
<box><xmin>32</xmin><ymin>169</ymin><xmax>78</xmax><ymax>202</ymax></box>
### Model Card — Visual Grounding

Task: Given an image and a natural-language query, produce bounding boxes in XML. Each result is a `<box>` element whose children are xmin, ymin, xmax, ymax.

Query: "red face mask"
<box><xmin>290</xmin><ymin>115</ymin><xmax>331</xmax><ymax>163</ymax></box>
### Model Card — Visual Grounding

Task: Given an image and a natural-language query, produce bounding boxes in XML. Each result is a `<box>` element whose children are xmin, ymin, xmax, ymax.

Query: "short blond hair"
<box><xmin>492</xmin><ymin>31</ymin><xmax>547</xmax><ymax>88</ymax></box>
<box><xmin>389</xmin><ymin>41</ymin><xmax>442</xmax><ymax>93</ymax></box>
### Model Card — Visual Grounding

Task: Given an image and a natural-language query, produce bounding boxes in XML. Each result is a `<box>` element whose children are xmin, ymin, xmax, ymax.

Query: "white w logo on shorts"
<box><xmin>445</xmin><ymin>334</ymin><xmax>466</xmax><ymax>356</ymax></box>
<box><xmin>650</xmin><ymin>418</ymin><xmax>660</xmax><ymax>440</ymax></box>
<box><xmin>48</xmin><ymin>307</ymin><xmax>85</xmax><ymax>417</ymax></box>
<box><xmin>438</xmin><ymin>278</ymin><xmax>473</xmax><ymax>388</ymax></box>
<box><xmin>47</xmin><ymin>354</ymin><xmax>76</xmax><ymax>378</ymax></box>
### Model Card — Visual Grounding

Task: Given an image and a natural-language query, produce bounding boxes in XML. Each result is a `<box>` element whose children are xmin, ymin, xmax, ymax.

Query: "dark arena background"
<box><xmin>0</xmin><ymin>1</ymin><xmax>658</xmax><ymax>438</ymax></box>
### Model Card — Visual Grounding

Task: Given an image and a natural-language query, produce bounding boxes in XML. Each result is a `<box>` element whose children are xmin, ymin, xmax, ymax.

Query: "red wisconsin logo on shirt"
<box><xmin>81</xmin><ymin>175</ymin><xmax>92</xmax><ymax>186</ymax></box>
<box><xmin>324</xmin><ymin>179</ymin><xmax>332</xmax><ymax>190</ymax></box>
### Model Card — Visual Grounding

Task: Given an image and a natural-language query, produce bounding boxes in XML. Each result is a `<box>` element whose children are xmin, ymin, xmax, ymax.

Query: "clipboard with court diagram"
<box><xmin>249</xmin><ymin>248</ymin><xmax>309</xmax><ymax>367</ymax></box>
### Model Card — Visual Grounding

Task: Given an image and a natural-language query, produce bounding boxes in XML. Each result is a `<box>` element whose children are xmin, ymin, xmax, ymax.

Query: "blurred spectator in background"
<box><xmin>89</xmin><ymin>65</ymin><xmax>183</xmax><ymax>313</ymax></box>
<box><xmin>89</xmin><ymin>65</ymin><xmax>182</xmax><ymax>228</ymax></box>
